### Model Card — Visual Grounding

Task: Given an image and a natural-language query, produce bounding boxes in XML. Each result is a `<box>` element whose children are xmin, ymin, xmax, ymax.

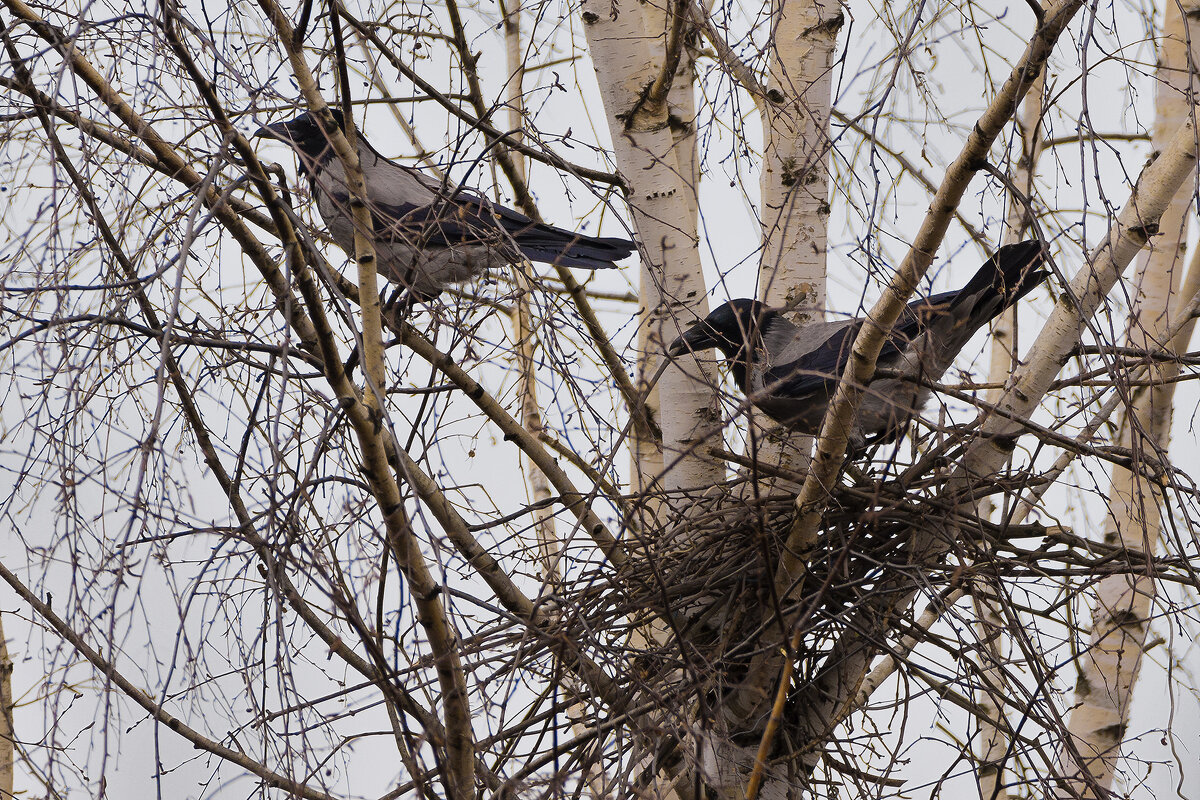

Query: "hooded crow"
<box><xmin>256</xmin><ymin>109</ymin><xmax>636</xmax><ymax>304</ymax></box>
<box><xmin>667</xmin><ymin>241</ymin><xmax>1049</xmax><ymax>447</ymax></box>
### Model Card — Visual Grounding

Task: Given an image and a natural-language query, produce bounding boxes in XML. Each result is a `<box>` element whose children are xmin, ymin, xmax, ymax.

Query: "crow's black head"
<box><xmin>667</xmin><ymin>299</ymin><xmax>771</xmax><ymax>360</ymax></box>
<box><xmin>256</xmin><ymin>108</ymin><xmax>346</xmax><ymax>167</ymax></box>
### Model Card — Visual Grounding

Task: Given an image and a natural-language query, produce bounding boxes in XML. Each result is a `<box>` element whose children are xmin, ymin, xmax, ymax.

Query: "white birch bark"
<box><xmin>581</xmin><ymin>4</ymin><xmax>736</xmax><ymax>795</ymax></box>
<box><xmin>759</xmin><ymin>0</ymin><xmax>839</xmax><ymax>311</ymax></box>
<box><xmin>971</xmin><ymin>591</ymin><xmax>1011</xmax><ymax>800</ymax></box>
<box><xmin>582</xmin><ymin>0</ymin><xmax>723</xmax><ymax>498</ymax></box>
<box><xmin>1053</xmin><ymin>4</ymin><xmax>1200</xmax><ymax>793</ymax></box>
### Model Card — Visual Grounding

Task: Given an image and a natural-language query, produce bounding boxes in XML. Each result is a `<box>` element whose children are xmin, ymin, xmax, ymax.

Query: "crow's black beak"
<box><xmin>667</xmin><ymin>323</ymin><xmax>718</xmax><ymax>358</ymax></box>
<box><xmin>255</xmin><ymin>119</ymin><xmax>296</xmax><ymax>142</ymax></box>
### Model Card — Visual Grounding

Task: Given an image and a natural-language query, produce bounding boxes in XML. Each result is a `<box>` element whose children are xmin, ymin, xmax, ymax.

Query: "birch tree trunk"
<box><xmin>683</xmin><ymin>1</ymin><xmax>842</xmax><ymax>794</ymax></box>
<box><xmin>1053</xmin><ymin>3</ymin><xmax>1200</xmax><ymax>793</ymax></box>
<box><xmin>581</xmin><ymin>4</ymin><xmax>727</xmax><ymax>795</ymax></box>
<box><xmin>758</xmin><ymin>0</ymin><xmax>839</xmax><ymax>312</ymax></box>
<box><xmin>582</xmin><ymin>0</ymin><xmax>722</xmax><ymax>499</ymax></box>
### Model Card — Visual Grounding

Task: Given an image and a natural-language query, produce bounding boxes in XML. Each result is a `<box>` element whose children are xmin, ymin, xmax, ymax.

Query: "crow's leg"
<box><xmin>380</xmin><ymin>287</ymin><xmax>418</xmax><ymax>331</ymax></box>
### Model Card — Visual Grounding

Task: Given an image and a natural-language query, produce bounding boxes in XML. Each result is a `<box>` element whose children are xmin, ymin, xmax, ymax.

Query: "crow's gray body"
<box><xmin>309</xmin><ymin>146</ymin><xmax>488</xmax><ymax>293</ymax></box>
<box><xmin>668</xmin><ymin>241</ymin><xmax>1049</xmax><ymax>447</ymax></box>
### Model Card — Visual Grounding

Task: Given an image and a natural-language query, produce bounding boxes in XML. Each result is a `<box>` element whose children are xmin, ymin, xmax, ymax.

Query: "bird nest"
<box><xmin>567</xmin><ymin>464</ymin><xmax>1046</xmax><ymax>715</ymax></box>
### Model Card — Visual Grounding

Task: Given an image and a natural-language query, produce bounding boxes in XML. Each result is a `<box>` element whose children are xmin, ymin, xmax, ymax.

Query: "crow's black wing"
<box><xmin>487</xmin><ymin>202</ymin><xmax>635</xmax><ymax>269</ymax></box>
<box><xmin>761</xmin><ymin>319</ymin><xmax>862</xmax><ymax>400</ymax></box>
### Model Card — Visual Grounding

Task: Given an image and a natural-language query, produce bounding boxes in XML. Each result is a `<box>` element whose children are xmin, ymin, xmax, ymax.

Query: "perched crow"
<box><xmin>256</xmin><ymin>109</ymin><xmax>636</xmax><ymax>305</ymax></box>
<box><xmin>667</xmin><ymin>241</ymin><xmax>1049</xmax><ymax>447</ymax></box>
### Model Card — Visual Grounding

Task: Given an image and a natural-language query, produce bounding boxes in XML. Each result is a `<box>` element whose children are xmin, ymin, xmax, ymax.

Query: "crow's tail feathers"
<box><xmin>959</xmin><ymin>239</ymin><xmax>1050</xmax><ymax>311</ymax></box>
<box><xmin>515</xmin><ymin>223</ymin><xmax>637</xmax><ymax>270</ymax></box>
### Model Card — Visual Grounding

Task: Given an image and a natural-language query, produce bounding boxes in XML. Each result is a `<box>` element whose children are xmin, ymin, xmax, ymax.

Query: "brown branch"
<box><xmin>2</xmin><ymin>32</ymin><xmax>486</xmax><ymax>788</ymax></box>
<box><xmin>335</xmin><ymin>9</ymin><xmax>623</xmax><ymax>187</ymax></box>
<box><xmin>277</xmin><ymin>220</ymin><xmax>637</xmax><ymax>726</ymax></box>
<box><xmin>1</xmin><ymin>57</ymin><xmax>426</xmax><ymax>764</ymax></box>
<box><xmin>831</xmin><ymin>109</ymin><xmax>989</xmax><ymax>248</ymax></box>
<box><xmin>0</xmin><ymin>72</ymin><xmax>293</xmax><ymax>242</ymax></box>
<box><xmin>393</xmin><ymin>319</ymin><xmax>629</xmax><ymax>567</ymax></box>
<box><xmin>692</xmin><ymin>0</ymin><xmax>768</xmax><ymax>113</ymax></box>
<box><xmin>0</xmin><ymin>560</ymin><xmax>343</xmax><ymax>800</ymax></box>
<box><xmin>801</xmin><ymin>111</ymin><xmax>1200</xmax><ymax>773</ymax></box>
<box><xmin>539</xmin><ymin>431</ymin><xmax>627</xmax><ymax>505</ymax></box>
<box><xmin>255</xmin><ymin>2</ymin><xmax>475</xmax><ymax>795</ymax></box>
<box><xmin>0</xmin><ymin>611</ymin><xmax>10</xmax><ymax>800</ymax></box>
<box><xmin>1043</xmin><ymin>131</ymin><xmax>1152</xmax><ymax>149</ymax></box>
<box><xmin>4</xmin><ymin>36</ymin><xmax>454</xmax><ymax>779</ymax></box>
<box><xmin>1</xmin><ymin>0</ymin><xmax>321</xmax><ymax>353</ymax></box>
<box><xmin>260</xmin><ymin>0</ymin><xmax>386</xmax><ymax>395</ymax></box>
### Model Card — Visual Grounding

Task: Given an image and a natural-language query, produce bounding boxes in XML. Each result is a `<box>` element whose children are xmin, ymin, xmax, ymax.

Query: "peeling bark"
<box><xmin>759</xmin><ymin>0</ymin><xmax>839</xmax><ymax>311</ymax></box>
